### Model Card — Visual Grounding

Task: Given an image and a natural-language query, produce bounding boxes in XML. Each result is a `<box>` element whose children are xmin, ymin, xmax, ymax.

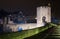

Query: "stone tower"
<box><xmin>37</xmin><ymin>4</ymin><xmax>51</xmax><ymax>27</ymax></box>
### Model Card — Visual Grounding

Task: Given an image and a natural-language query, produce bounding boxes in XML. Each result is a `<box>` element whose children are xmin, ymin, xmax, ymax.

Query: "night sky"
<box><xmin>0</xmin><ymin>0</ymin><xmax>60</xmax><ymax>17</ymax></box>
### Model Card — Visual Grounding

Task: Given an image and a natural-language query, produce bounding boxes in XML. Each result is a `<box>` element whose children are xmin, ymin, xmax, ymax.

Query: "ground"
<box><xmin>0</xmin><ymin>23</ymin><xmax>58</xmax><ymax>39</ymax></box>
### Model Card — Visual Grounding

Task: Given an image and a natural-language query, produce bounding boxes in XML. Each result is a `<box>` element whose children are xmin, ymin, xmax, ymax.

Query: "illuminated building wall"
<box><xmin>37</xmin><ymin>6</ymin><xmax>51</xmax><ymax>27</ymax></box>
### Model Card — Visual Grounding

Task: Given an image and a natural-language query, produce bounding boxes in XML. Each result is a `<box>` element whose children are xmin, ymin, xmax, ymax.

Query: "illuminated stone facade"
<box><xmin>37</xmin><ymin>6</ymin><xmax>51</xmax><ymax>27</ymax></box>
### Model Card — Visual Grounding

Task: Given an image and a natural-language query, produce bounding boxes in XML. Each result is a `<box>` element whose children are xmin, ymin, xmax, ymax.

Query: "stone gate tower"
<box><xmin>37</xmin><ymin>4</ymin><xmax>51</xmax><ymax>27</ymax></box>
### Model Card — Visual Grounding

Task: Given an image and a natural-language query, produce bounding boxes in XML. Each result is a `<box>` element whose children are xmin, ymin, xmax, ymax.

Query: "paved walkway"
<box><xmin>25</xmin><ymin>26</ymin><xmax>54</xmax><ymax>39</ymax></box>
<box><xmin>46</xmin><ymin>25</ymin><xmax>60</xmax><ymax>39</ymax></box>
<box><xmin>25</xmin><ymin>25</ymin><xmax>60</xmax><ymax>39</ymax></box>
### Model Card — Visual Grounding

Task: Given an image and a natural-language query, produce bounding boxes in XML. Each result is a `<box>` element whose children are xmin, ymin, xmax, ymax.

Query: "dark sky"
<box><xmin>0</xmin><ymin>0</ymin><xmax>60</xmax><ymax>17</ymax></box>
<box><xmin>51</xmin><ymin>0</ymin><xmax>60</xmax><ymax>18</ymax></box>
